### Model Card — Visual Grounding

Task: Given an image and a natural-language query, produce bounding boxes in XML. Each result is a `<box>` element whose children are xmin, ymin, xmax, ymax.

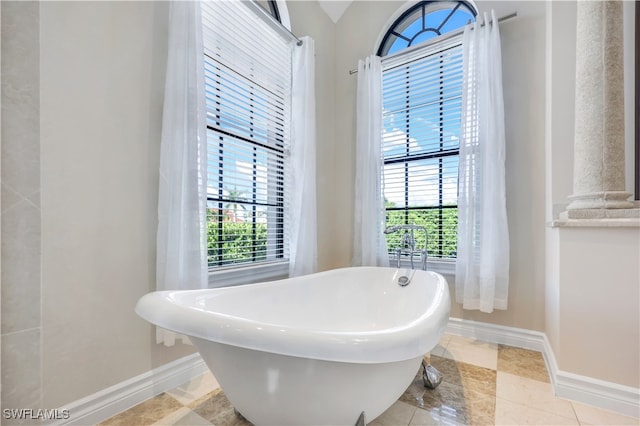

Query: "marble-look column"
<box><xmin>565</xmin><ymin>0</ymin><xmax>635</xmax><ymax>218</ymax></box>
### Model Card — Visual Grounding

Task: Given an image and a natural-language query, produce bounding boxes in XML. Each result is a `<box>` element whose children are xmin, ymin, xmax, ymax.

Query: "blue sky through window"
<box><xmin>387</xmin><ymin>6</ymin><xmax>474</xmax><ymax>55</ymax></box>
<box><xmin>382</xmin><ymin>47</ymin><xmax>464</xmax><ymax>207</ymax></box>
<box><xmin>381</xmin><ymin>2</ymin><xmax>473</xmax><ymax>259</ymax></box>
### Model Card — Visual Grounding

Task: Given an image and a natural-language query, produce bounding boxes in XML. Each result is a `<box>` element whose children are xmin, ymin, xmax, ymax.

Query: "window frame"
<box><xmin>202</xmin><ymin>0</ymin><xmax>294</xmax><ymax>286</ymax></box>
<box><xmin>378</xmin><ymin>1</ymin><xmax>477</xmax><ymax>274</ymax></box>
<box><xmin>377</xmin><ymin>0</ymin><xmax>476</xmax><ymax>56</ymax></box>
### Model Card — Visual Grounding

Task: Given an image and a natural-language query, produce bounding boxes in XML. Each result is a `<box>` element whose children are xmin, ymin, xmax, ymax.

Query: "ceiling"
<box><xmin>317</xmin><ymin>0</ymin><xmax>353</xmax><ymax>23</ymax></box>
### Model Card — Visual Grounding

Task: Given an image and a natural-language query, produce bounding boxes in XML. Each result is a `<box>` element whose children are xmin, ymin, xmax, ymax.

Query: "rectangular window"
<box><xmin>381</xmin><ymin>38</ymin><xmax>462</xmax><ymax>261</ymax></box>
<box><xmin>202</xmin><ymin>2</ymin><xmax>292</xmax><ymax>269</ymax></box>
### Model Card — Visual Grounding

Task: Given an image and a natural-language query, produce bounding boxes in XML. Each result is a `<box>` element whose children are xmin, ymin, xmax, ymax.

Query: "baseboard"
<box><xmin>446</xmin><ymin>317</ymin><xmax>547</xmax><ymax>352</ymax></box>
<box><xmin>47</xmin><ymin>319</ymin><xmax>638</xmax><ymax>424</ymax></box>
<box><xmin>446</xmin><ymin>317</ymin><xmax>640</xmax><ymax>419</ymax></box>
<box><xmin>52</xmin><ymin>353</ymin><xmax>207</xmax><ymax>426</ymax></box>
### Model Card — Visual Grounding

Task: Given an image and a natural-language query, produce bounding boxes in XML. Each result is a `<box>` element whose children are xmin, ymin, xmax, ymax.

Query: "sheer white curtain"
<box><xmin>456</xmin><ymin>11</ymin><xmax>509</xmax><ymax>313</ymax></box>
<box><xmin>155</xmin><ymin>1</ymin><xmax>208</xmax><ymax>346</ymax></box>
<box><xmin>289</xmin><ymin>37</ymin><xmax>318</xmax><ymax>277</ymax></box>
<box><xmin>353</xmin><ymin>55</ymin><xmax>390</xmax><ymax>267</ymax></box>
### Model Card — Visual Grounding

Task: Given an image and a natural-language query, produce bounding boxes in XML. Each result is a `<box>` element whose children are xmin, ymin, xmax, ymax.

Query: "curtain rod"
<box><xmin>349</xmin><ymin>11</ymin><xmax>518</xmax><ymax>75</ymax></box>
<box><xmin>244</xmin><ymin>0</ymin><xmax>303</xmax><ymax>46</ymax></box>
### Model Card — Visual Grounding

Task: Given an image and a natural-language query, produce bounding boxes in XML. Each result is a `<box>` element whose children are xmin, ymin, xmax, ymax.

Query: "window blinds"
<box><xmin>201</xmin><ymin>1</ymin><xmax>293</xmax><ymax>268</ymax></box>
<box><xmin>381</xmin><ymin>35</ymin><xmax>463</xmax><ymax>259</ymax></box>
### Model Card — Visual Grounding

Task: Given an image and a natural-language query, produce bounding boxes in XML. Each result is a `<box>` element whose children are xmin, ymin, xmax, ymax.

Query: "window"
<box><xmin>256</xmin><ymin>1</ymin><xmax>281</xmax><ymax>23</ymax></box>
<box><xmin>378</xmin><ymin>1</ymin><xmax>476</xmax><ymax>56</ymax></box>
<box><xmin>202</xmin><ymin>1</ymin><xmax>293</xmax><ymax>270</ymax></box>
<box><xmin>379</xmin><ymin>1</ymin><xmax>476</xmax><ymax>262</ymax></box>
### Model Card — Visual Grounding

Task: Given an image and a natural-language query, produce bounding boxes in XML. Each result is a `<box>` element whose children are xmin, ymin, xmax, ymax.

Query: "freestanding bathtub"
<box><xmin>135</xmin><ymin>266</ymin><xmax>450</xmax><ymax>425</ymax></box>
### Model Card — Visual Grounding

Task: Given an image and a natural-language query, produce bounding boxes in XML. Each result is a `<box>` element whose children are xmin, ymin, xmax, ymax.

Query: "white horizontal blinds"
<box><xmin>382</xmin><ymin>35</ymin><xmax>462</xmax><ymax>259</ymax></box>
<box><xmin>202</xmin><ymin>1</ymin><xmax>292</xmax><ymax>268</ymax></box>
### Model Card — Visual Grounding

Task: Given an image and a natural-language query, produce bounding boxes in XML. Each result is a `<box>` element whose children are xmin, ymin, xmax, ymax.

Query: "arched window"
<box><xmin>379</xmin><ymin>1</ymin><xmax>476</xmax><ymax>262</ymax></box>
<box><xmin>378</xmin><ymin>1</ymin><xmax>476</xmax><ymax>56</ymax></box>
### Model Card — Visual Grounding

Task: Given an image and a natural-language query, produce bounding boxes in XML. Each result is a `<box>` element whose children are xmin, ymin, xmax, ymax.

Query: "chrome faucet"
<box><xmin>384</xmin><ymin>224</ymin><xmax>428</xmax><ymax>271</ymax></box>
<box><xmin>400</xmin><ymin>231</ymin><xmax>416</xmax><ymax>252</ymax></box>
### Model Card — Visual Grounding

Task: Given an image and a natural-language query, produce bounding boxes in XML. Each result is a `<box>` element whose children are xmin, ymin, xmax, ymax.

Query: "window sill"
<box><xmin>208</xmin><ymin>261</ymin><xmax>289</xmax><ymax>288</ymax></box>
<box><xmin>550</xmin><ymin>217</ymin><xmax>640</xmax><ymax>228</ymax></box>
<box><xmin>393</xmin><ymin>258</ymin><xmax>455</xmax><ymax>277</ymax></box>
<box><xmin>549</xmin><ymin>203</ymin><xmax>640</xmax><ymax>227</ymax></box>
<box><xmin>429</xmin><ymin>259</ymin><xmax>456</xmax><ymax>277</ymax></box>
<box><xmin>208</xmin><ymin>259</ymin><xmax>455</xmax><ymax>288</ymax></box>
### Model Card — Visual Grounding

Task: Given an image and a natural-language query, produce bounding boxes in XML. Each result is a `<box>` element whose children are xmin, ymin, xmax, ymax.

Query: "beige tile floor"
<box><xmin>101</xmin><ymin>334</ymin><xmax>639</xmax><ymax>425</ymax></box>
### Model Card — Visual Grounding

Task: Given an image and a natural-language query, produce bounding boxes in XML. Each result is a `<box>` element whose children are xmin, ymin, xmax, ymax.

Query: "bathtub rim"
<box><xmin>135</xmin><ymin>266</ymin><xmax>451</xmax><ymax>364</ymax></box>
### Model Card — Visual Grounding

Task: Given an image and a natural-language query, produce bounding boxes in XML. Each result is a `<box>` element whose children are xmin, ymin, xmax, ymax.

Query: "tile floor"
<box><xmin>101</xmin><ymin>335</ymin><xmax>639</xmax><ymax>425</ymax></box>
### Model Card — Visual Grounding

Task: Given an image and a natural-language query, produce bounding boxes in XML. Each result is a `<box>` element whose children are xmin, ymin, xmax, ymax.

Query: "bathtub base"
<box><xmin>233</xmin><ymin>408</ymin><xmax>248</xmax><ymax>422</ymax></box>
<box><xmin>192</xmin><ymin>338</ymin><xmax>422</xmax><ymax>426</ymax></box>
<box><xmin>422</xmin><ymin>362</ymin><xmax>443</xmax><ymax>389</ymax></box>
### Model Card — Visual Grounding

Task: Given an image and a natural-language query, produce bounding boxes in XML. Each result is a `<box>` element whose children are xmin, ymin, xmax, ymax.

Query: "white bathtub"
<box><xmin>135</xmin><ymin>266</ymin><xmax>450</xmax><ymax>425</ymax></box>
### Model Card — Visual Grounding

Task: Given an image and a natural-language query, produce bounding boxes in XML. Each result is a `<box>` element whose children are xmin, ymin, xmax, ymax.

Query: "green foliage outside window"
<box><xmin>205</xmin><ymin>203</ymin><xmax>458</xmax><ymax>267</ymax></box>
<box><xmin>385</xmin><ymin>206</ymin><xmax>458</xmax><ymax>259</ymax></box>
<box><xmin>207</xmin><ymin>209</ymin><xmax>268</xmax><ymax>266</ymax></box>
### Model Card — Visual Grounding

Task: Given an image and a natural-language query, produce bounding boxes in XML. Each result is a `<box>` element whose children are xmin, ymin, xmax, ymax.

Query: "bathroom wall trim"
<box><xmin>447</xmin><ymin>317</ymin><xmax>547</xmax><ymax>352</ymax></box>
<box><xmin>551</xmin><ymin>358</ymin><xmax>640</xmax><ymax>419</ymax></box>
<box><xmin>50</xmin><ymin>353</ymin><xmax>207</xmax><ymax>426</ymax></box>
<box><xmin>48</xmin><ymin>318</ymin><xmax>638</xmax><ymax>424</ymax></box>
<box><xmin>447</xmin><ymin>317</ymin><xmax>640</xmax><ymax>418</ymax></box>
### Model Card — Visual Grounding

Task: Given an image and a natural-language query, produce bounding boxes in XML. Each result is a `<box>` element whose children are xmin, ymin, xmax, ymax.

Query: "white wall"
<box><xmin>1</xmin><ymin>1</ymin><xmax>42</xmax><ymax>410</ymax></box>
<box><xmin>545</xmin><ymin>1</ymin><xmax>576</xmax><ymax>218</ymax></box>
<box><xmin>287</xmin><ymin>1</ymin><xmax>336</xmax><ymax>272</ymax></box>
<box><xmin>39</xmin><ymin>2</ymin><xmax>194</xmax><ymax>407</ymax></box>
<box><xmin>543</xmin><ymin>0</ymin><xmax>577</xmax><ymax>361</ymax></box>
<box><xmin>556</xmin><ymin>227</ymin><xmax>640</xmax><ymax>388</ymax></box>
<box><xmin>544</xmin><ymin>0</ymin><xmax>577</xmax><ymax>369</ymax></box>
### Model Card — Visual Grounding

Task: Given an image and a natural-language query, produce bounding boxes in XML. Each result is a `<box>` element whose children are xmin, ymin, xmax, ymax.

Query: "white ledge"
<box><xmin>549</xmin><ymin>204</ymin><xmax>640</xmax><ymax>227</ymax></box>
<box><xmin>550</xmin><ymin>217</ymin><xmax>640</xmax><ymax>228</ymax></box>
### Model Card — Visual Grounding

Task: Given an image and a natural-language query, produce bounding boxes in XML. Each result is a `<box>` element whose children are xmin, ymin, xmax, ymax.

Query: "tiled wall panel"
<box><xmin>1</xmin><ymin>1</ymin><xmax>42</xmax><ymax>411</ymax></box>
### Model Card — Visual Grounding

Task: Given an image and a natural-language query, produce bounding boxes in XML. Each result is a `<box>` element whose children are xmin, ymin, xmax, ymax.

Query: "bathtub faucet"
<box><xmin>384</xmin><ymin>224</ymin><xmax>428</xmax><ymax>271</ymax></box>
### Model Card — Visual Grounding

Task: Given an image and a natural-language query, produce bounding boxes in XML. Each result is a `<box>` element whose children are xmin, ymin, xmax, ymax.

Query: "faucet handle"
<box><xmin>400</xmin><ymin>231</ymin><xmax>415</xmax><ymax>250</ymax></box>
<box><xmin>384</xmin><ymin>225</ymin><xmax>400</xmax><ymax>234</ymax></box>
